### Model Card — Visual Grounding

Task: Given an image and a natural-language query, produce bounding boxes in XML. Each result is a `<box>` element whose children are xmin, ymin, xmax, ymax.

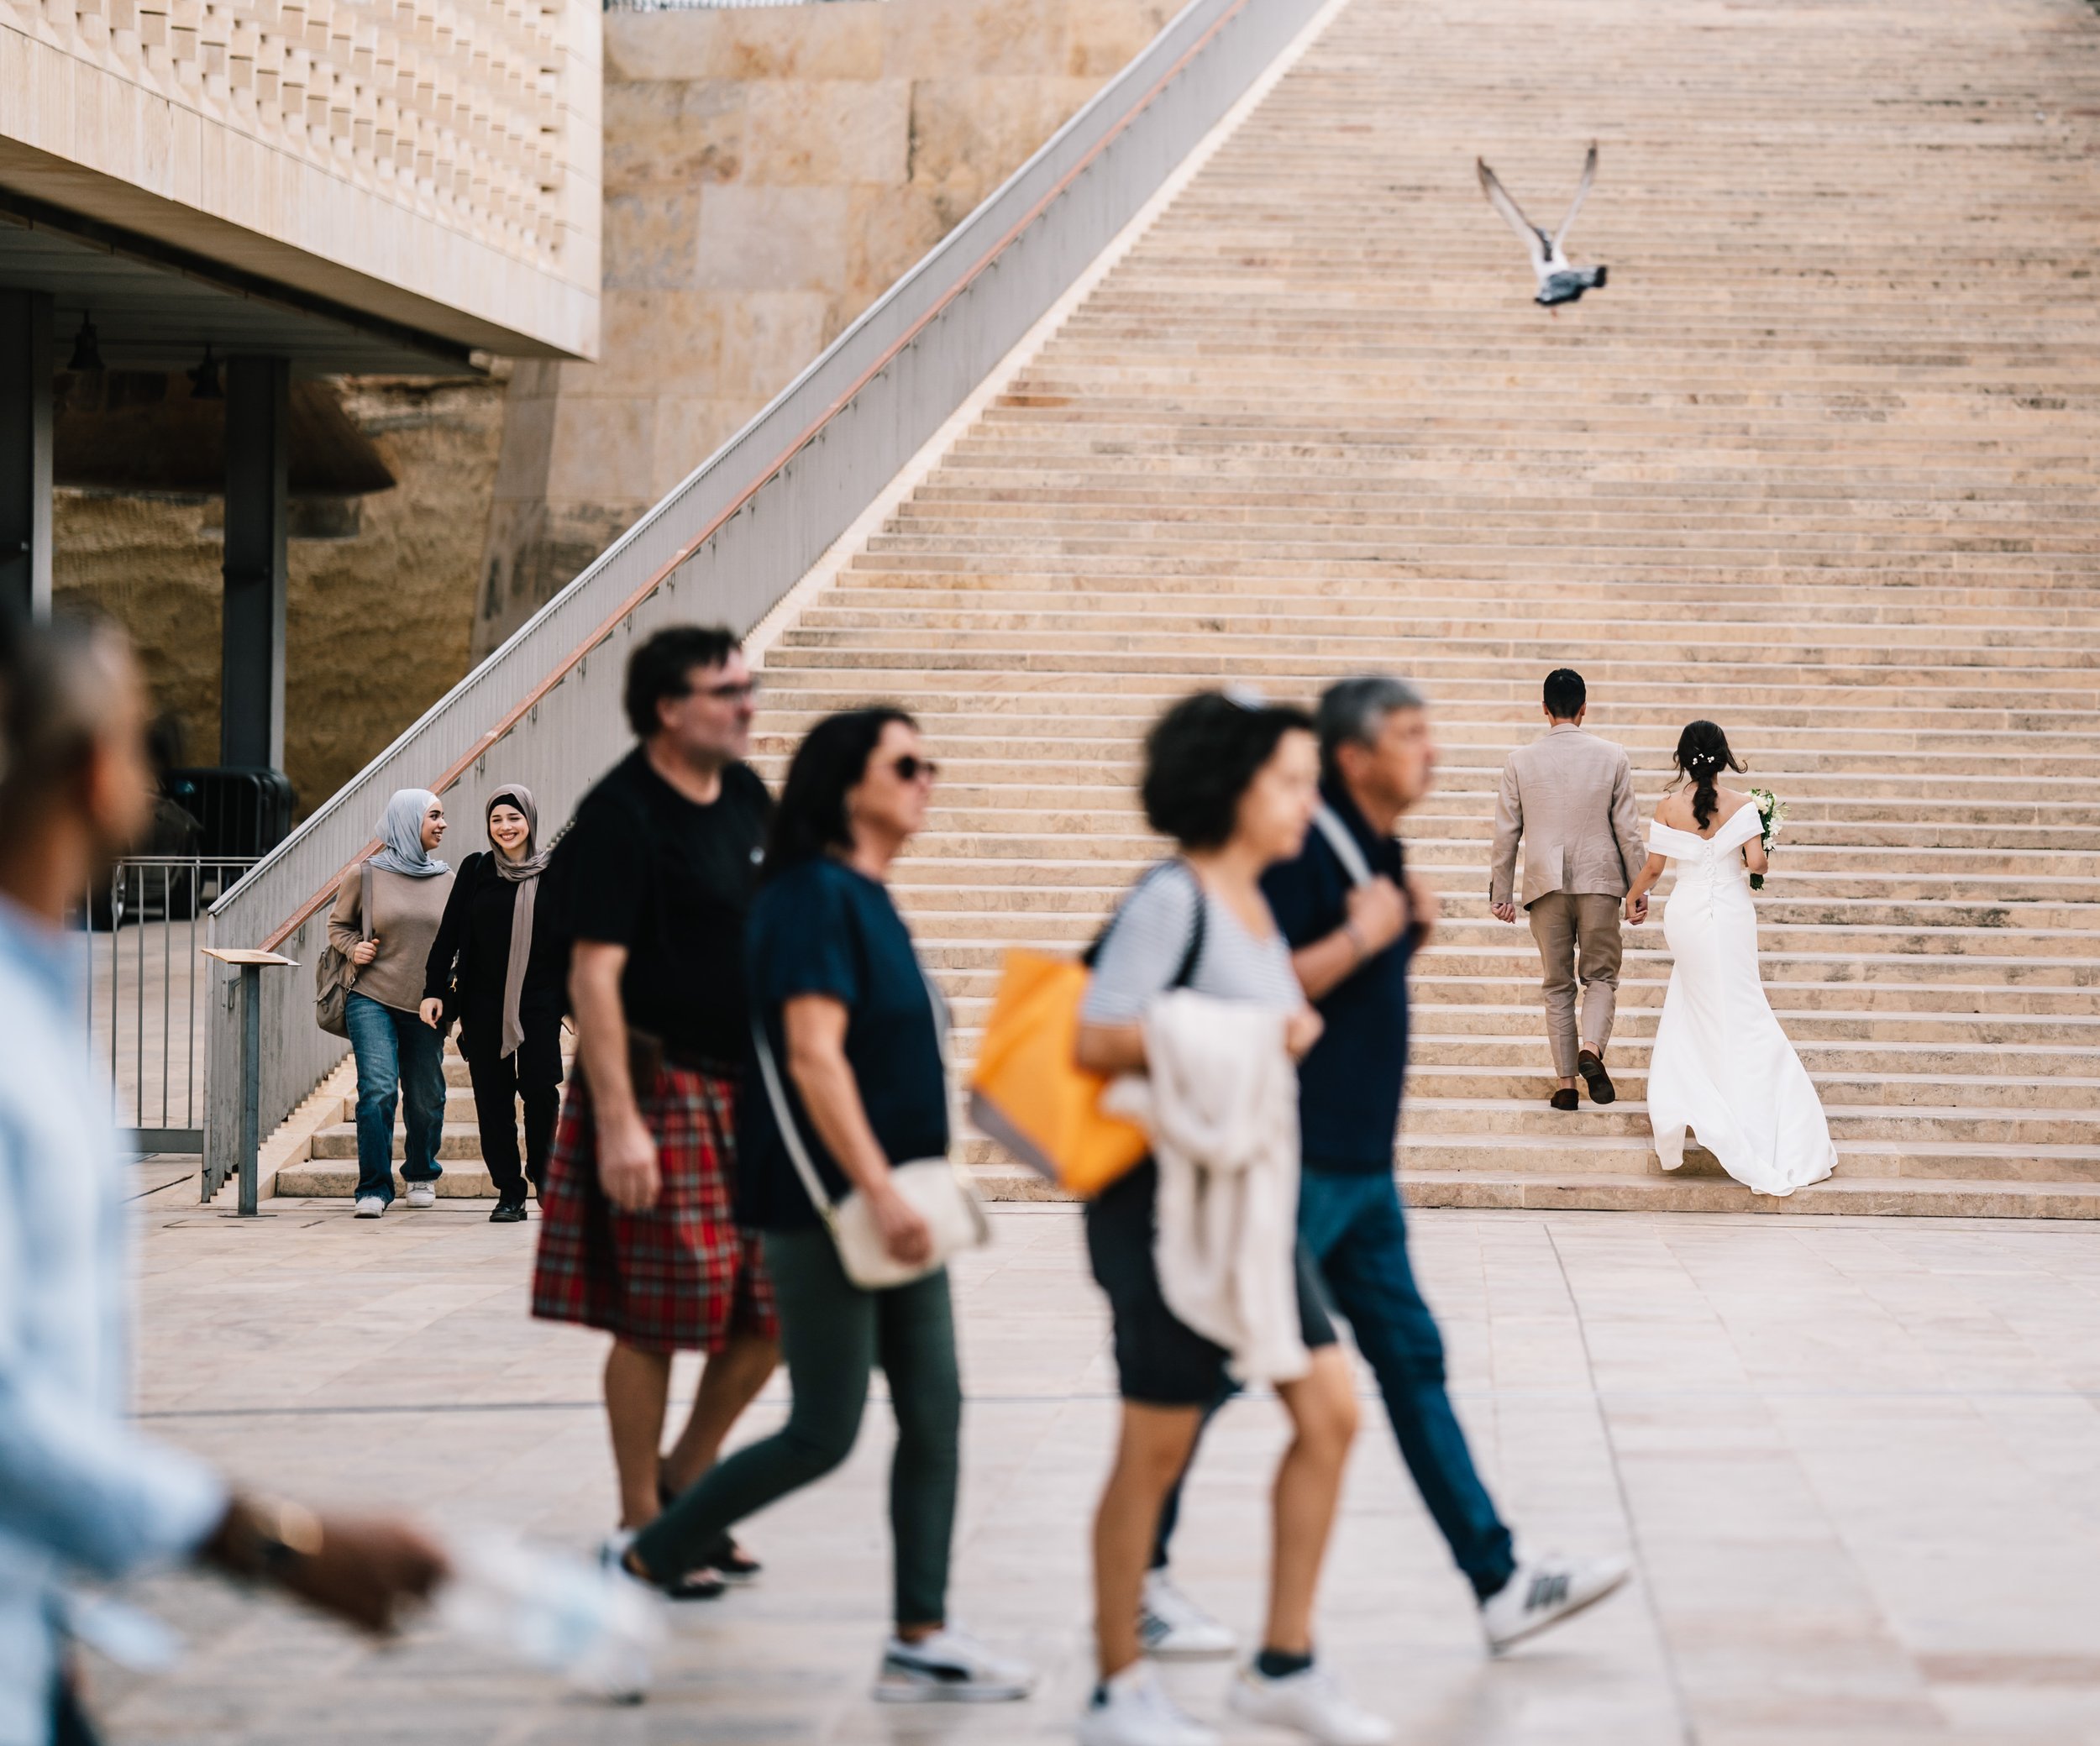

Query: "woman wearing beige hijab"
<box><xmin>423</xmin><ymin>785</ymin><xmax>564</xmax><ymax>1222</ymax></box>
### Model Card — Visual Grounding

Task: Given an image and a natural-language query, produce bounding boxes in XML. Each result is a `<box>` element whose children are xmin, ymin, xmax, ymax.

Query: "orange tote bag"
<box><xmin>967</xmin><ymin>866</ymin><xmax>1205</xmax><ymax>1198</ymax></box>
<box><xmin>967</xmin><ymin>948</ymin><xmax>1151</xmax><ymax>1198</ymax></box>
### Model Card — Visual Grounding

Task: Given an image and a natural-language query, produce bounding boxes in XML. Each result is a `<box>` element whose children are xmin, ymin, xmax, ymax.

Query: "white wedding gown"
<box><xmin>1645</xmin><ymin>804</ymin><xmax>1836</xmax><ymax>1195</ymax></box>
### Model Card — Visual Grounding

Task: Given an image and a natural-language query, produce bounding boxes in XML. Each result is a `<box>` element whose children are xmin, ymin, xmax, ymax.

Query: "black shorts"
<box><xmin>1085</xmin><ymin>1157</ymin><xmax>1336</xmax><ymax>1408</ymax></box>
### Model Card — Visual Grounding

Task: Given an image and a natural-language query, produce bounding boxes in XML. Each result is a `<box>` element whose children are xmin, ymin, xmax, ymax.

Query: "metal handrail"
<box><xmin>202</xmin><ymin>0</ymin><xmax>1326</xmax><ymax>1198</ymax></box>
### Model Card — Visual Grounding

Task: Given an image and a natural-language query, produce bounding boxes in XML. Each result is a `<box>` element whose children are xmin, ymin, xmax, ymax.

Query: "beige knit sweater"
<box><xmin>328</xmin><ymin>863</ymin><xmax>454</xmax><ymax>1015</ymax></box>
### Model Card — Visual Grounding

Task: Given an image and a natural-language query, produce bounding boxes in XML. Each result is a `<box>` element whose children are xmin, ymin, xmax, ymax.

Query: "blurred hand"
<box><xmin>1284</xmin><ymin>1006</ymin><xmax>1325</xmax><ymax>1060</ymax></box>
<box><xmin>596</xmin><ymin>1111</ymin><xmax>660</xmax><ymax>1211</ymax></box>
<box><xmin>203</xmin><ymin>1498</ymin><xmax>449</xmax><ymax>1636</ymax></box>
<box><xmin>1345</xmin><ymin>877</ymin><xmax>1407</xmax><ymax>957</ymax></box>
<box><xmin>281</xmin><ymin>1514</ymin><xmax>450</xmax><ymax>1634</ymax></box>
<box><xmin>1626</xmin><ymin>893</ymin><xmax>1649</xmax><ymax>925</ymax></box>
<box><xmin>871</xmin><ymin>1182</ymin><xmax>933</xmax><ymax>1267</ymax></box>
<box><xmin>1490</xmin><ymin>902</ymin><xmax>1517</xmax><ymax>925</ymax></box>
<box><xmin>350</xmin><ymin>937</ymin><xmax>379</xmax><ymax>967</ymax></box>
<box><xmin>417</xmin><ymin>999</ymin><xmax>444</xmax><ymax>1030</ymax></box>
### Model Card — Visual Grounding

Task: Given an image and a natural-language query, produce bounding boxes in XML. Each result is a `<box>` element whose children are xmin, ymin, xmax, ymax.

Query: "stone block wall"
<box><xmin>54</xmin><ymin>375</ymin><xmax>507</xmax><ymax>817</ymax></box>
<box><xmin>53</xmin><ymin>0</ymin><xmax>1169</xmax><ymax>814</ymax></box>
<box><xmin>473</xmin><ymin>0</ymin><xmax>1171</xmax><ymax>654</ymax></box>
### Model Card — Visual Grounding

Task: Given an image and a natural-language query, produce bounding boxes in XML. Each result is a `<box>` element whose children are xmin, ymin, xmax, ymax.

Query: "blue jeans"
<box><xmin>1152</xmin><ymin>1170</ymin><xmax>1517</xmax><ymax>1601</ymax></box>
<box><xmin>344</xmin><ymin>991</ymin><xmax>445</xmax><ymax>1203</ymax></box>
<box><xmin>1299</xmin><ymin>1169</ymin><xmax>1516</xmax><ymax>1599</ymax></box>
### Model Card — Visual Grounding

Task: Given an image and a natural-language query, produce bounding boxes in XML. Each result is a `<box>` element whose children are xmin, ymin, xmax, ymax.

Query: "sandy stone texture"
<box><xmin>54</xmin><ymin>375</ymin><xmax>506</xmax><ymax>818</ymax></box>
<box><xmin>474</xmin><ymin>0</ymin><xmax>1176</xmax><ymax>656</ymax></box>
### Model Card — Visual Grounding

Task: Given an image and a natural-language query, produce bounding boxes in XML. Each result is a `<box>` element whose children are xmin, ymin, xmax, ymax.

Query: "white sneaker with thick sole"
<box><xmin>874</xmin><ymin>1627</ymin><xmax>1033</xmax><ymax>1702</ymax></box>
<box><xmin>406</xmin><ymin>1183</ymin><xmax>437</xmax><ymax>1208</ymax></box>
<box><xmin>1140</xmin><ymin>1570</ymin><xmax>1236</xmax><ymax>1660</ymax></box>
<box><xmin>1480</xmin><ymin>1551</ymin><xmax>1631</xmax><ymax>1653</ymax></box>
<box><xmin>353</xmin><ymin>1196</ymin><xmax>385</xmax><ymax>1219</ymax></box>
<box><xmin>1228</xmin><ymin>1664</ymin><xmax>1391</xmax><ymax>1746</ymax></box>
<box><xmin>1078</xmin><ymin>1662</ymin><xmax>1219</xmax><ymax>1746</ymax></box>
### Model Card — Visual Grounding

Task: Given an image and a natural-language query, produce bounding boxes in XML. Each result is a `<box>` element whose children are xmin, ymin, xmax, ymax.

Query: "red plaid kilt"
<box><xmin>532</xmin><ymin>1064</ymin><xmax>776</xmax><ymax>1355</ymax></box>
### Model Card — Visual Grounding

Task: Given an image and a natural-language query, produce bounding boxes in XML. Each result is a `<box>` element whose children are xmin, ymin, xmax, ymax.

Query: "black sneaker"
<box><xmin>489</xmin><ymin>1201</ymin><xmax>528</xmax><ymax>1223</ymax></box>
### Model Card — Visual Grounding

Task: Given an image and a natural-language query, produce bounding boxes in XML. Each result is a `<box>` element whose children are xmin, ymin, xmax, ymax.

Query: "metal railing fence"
<box><xmin>83</xmin><ymin>857</ymin><xmax>257</xmax><ymax>1153</ymax></box>
<box><xmin>201</xmin><ymin>0</ymin><xmax>1325</xmax><ymax>1199</ymax></box>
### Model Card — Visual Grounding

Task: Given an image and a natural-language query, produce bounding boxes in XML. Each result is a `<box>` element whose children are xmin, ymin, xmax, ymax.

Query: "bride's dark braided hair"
<box><xmin>1674</xmin><ymin>720</ymin><xmax>1746</xmax><ymax>830</ymax></box>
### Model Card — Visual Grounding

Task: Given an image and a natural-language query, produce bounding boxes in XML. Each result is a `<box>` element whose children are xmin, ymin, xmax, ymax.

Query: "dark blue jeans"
<box><xmin>1154</xmin><ymin>1170</ymin><xmax>1516</xmax><ymax>1601</ymax></box>
<box><xmin>344</xmin><ymin>991</ymin><xmax>445</xmax><ymax>1203</ymax></box>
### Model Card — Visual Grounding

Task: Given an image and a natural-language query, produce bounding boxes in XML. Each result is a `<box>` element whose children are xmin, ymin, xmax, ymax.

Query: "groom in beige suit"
<box><xmin>1488</xmin><ymin>669</ymin><xmax>1647</xmax><ymax>1110</ymax></box>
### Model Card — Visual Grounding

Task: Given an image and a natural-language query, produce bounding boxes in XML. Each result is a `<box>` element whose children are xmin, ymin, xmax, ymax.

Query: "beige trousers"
<box><xmin>1526</xmin><ymin>893</ymin><xmax>1625</xmax><ymax>1077</ymax></box>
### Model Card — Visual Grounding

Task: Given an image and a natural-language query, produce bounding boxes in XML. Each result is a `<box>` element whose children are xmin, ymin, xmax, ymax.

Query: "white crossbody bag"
<box><xmin>750</xmin><ymin>976</ymin><xmax>990</xmax><ymax>1291</ymax></box>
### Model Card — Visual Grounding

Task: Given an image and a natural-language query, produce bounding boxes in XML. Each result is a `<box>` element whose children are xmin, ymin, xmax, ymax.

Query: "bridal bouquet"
<box><xmin>1747</xmin><ymin>788</ymin><xmax>1784</xmax><ymax>889</ymax></box>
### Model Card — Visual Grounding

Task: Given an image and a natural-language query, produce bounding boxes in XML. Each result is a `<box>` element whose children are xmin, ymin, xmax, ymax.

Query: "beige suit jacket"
<box><xmin>1488</xmin><ymin>724</ymin><xmax>1648</xmax><ymax>908</ymax></box>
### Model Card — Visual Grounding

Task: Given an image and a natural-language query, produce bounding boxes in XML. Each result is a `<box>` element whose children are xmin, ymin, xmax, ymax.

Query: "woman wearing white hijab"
<box><xmin>422</xmin><ymin>785</ymin><xmax>564</xmax><ymax>1222</ymax></box>
<box><xmin>328</xmin><ymin>788</ymin><xmax>454</xmax><ymax>1219</ymax></box>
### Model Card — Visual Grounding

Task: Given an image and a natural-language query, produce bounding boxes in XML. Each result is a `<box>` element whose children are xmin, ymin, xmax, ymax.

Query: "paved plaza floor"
<box><xmin>87</xmin><ymin>1180</ymin><xmax>2100</xmax><ymax>1744</ymax></box>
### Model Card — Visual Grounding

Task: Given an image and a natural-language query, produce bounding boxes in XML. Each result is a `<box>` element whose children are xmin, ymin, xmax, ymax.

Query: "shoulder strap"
<box><xmin>1312</xmin><ymin>804</ymin><xmax>1375</xmax><ymax>890</ymax></box>
<box><xmin>1168</xmin><ymin>862</ymin><xmax>1206</xmax><ymax>989</ymax></box>
<box><xmin>1084</xmin><ymin>857</ymin><xmax>1205</xmax><ymax>988</ymax></box>
<box><xmin>749</xmin><ymin>1016</ymin><xmax>842</xmax><ymax>1230</ymax></box>
<box><xmin>360</xmin><ymin>860</ymin><xmax>375</xmax><ymax>942</ymax></box>
<box><xmin>748</xmin><ymin>965</ymin><xmax>953</xmax><ymax>1227</ymax></box>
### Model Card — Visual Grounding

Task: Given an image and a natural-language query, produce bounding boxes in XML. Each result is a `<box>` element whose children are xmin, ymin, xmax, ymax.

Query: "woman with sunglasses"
<box><xmin>621</xmin><ymin>708</ymin><xmax>1033</xmax><ymax>1706</ymax></box>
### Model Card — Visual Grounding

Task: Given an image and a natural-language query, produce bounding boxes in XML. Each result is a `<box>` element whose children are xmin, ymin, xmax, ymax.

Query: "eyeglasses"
<box><xmin>690</xmin><ymin>679</ymin><xmax>759</xmax><ymax>704</ymax></box>
<box><xmin>888</xmin><ymin>754</ymin><xmax>940</xmax><ymax>783</ymax></box>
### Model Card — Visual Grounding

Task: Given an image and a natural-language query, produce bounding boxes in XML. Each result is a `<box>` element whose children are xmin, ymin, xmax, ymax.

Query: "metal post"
<box><xmin>239</xmin><ymin>962</ymin><xmax>262</xmax><ymax>1216</ymax></box>
<box><xmin>0</xmin><ymin>290</ymin><xmax>54</xmax><ymax>622</ymax></box>
<box><xmin>221</xmin><ymin>356</ymin><xmax>291</xmax><ymax>770</ymax></box>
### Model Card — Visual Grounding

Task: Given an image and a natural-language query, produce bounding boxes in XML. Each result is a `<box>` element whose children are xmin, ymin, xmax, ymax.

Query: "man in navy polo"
<box><xmin>1140</xmin><ymin>676</ymin><xmax>1628</xmax><ymax>1660</ymax></box>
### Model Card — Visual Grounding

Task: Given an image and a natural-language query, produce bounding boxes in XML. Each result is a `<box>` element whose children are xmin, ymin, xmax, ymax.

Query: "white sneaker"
<box><xmin>1141</xmin><ymin>1570</ymin><xmax>1236</xmax><ymax>1660</ymax></box>
<box><xmin>1229</xmin><ymin>1663</ymin><xmax>1392</xmax><ymax>1746</ymax></box>
<box><xmin>406</xmin><ymin>1182</ymin><xmax>437</xmax><ymax>1208</ymax></box>
<box><xmin>1078</xmin><ymin>1662</ymin><xmax>1219</xmax><ymax>1746</ymax></box>
<box><xmin>353</xmin><ymin>1195</ymin><xmax>385</xmax><ymax>1219</ymax></box>
<box><xmin>874</xmin><ymin>1626</ymin><xmax>1033</xmax><ymax>1702</ymax></box>
<box><xmin>1480</xmin><ymin>1551</ymin><xmax>1630</xmax><ymax>1653</ymax></box>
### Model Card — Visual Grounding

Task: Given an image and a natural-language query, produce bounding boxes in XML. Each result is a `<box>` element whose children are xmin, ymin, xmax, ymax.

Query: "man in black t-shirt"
<box><xmin>531</xmin><ymin>625</ymin><xmax>779</xmax><ymax>1590</ymax></box>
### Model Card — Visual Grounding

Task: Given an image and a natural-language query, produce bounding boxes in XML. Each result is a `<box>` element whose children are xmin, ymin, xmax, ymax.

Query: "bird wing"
<box><xmin>1477</xmin><ymin>158</ymin><xmax>1549</xmax><ymax>276</ymax></box>
<box><xmin>1553</xmin><ymin>143</ymin><xmax>1599</xmax><ymax>250</ymax></box>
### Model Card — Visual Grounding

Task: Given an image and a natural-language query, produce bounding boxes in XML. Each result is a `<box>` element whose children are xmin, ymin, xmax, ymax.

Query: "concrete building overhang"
<box><xmin>1</xmin><ymin>193</ymin><xmax>483</xmax><ymax>376</ymax></box>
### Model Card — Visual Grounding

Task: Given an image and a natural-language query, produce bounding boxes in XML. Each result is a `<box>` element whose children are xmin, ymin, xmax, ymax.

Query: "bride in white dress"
<box><xmin>1623</xmin><ymin>721</ymin><xmax>1836</xmax><ymax>1196</ymax></box>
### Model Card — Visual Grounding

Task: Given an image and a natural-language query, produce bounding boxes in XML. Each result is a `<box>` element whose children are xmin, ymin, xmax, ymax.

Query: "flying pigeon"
<box><xmin>1477</xmin><ymin>144</ymin><xmax>1608</xmax><ymax>307</ymax></box>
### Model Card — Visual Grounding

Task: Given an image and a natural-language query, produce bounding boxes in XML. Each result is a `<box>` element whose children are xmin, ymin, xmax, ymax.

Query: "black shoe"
<box><xmin>488</xmin><ymin>1201</ymin><xmax>528</xmax><ymax>1223</ymax></box>
<box><xmin>706</xmin><ymin>1536</ymin><xmax>762</xmax><ymax>1585</ymax></box>
<box><xmin>666</xmin><ymin>1567</ymin><xmax>727</xmax><ymax>1602</ymax></box>
<box><xmin>1577</xmin><ymin>1050</ymin><xmax>1616</xmax><ymax>1106</ymax></box>
<box><xmin>1550</xmin><ymin>1088</ymin><xmax>1579</xmax><ymax>1112</ymax></box>
<box><xmin>657</xmin><ymin>1470</ymin><xmax>761</xmax><ymax>1585</ymax></box>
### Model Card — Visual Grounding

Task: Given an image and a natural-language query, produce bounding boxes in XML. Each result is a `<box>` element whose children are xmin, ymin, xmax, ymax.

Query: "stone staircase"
<box><xmin>287</xmin><ymin>0</ymin><xmax>2100</xmax><ymax>1216</ymax></box>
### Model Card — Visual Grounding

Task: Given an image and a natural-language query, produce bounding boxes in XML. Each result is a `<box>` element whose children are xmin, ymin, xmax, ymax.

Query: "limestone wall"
<box><xmin>473</xmin><ymin>0</ymin><xmax>1171</xmax><ymax>653</ymax></box>
<box><xmin>55</xmin><ymin>0</ymin><xmax>1168</xmax><ymax>813</ymax></box>
<box><xmin>55</xmin><ymin>373</ymin><xmax>507</xmax><ymax>816</ymax></box>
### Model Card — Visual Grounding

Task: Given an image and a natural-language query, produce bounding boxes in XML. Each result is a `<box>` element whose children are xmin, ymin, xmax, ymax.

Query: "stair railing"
<box><xmin>201</xmin><ymin>0</ymin><xmax>1327</xmax><ymax>1199</ymax></box>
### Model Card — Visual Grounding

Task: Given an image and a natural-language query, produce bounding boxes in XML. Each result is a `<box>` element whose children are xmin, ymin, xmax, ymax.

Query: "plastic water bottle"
<box><xmin>436</xmin><ymin>1529</ymin><xmax>665</xmax><ymax>1702</ymax></box>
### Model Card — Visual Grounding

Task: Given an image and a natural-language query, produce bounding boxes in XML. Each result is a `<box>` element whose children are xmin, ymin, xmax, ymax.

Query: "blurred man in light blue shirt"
<box><xmin>0</xmin><ymin>613</ymin><xmax>446</xmax><ymax>1746</ymax></box>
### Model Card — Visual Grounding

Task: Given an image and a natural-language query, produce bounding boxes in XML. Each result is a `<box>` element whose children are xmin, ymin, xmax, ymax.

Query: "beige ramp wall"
<box><xmin>472</xmin><ymin>0</ymin><xmax>1172</xmax><ymax>656</ymax></box>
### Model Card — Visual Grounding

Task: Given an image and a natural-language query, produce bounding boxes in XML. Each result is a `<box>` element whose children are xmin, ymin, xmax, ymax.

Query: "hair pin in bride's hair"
<box><xmin>1223</xmin><ymin>684</ymin><xmax>1270</xmax><ymax>712</ymax></box>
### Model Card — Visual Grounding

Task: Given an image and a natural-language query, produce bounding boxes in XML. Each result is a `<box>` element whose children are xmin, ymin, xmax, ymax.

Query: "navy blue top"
<box><xmin>740</xmin><ymin>857</ymin><xmax>950</xmax><ymax>1231</ymax></box>
<box><xmin>1260</xmin><ymin>778</ymin><xmax>1417</xmax><ymax>1175</ymax></box>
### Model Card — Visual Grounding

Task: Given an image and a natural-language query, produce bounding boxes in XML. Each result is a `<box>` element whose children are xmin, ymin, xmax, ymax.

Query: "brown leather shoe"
<box><xmin>1550</xmin><ymin>1088</ymin><xmax>1579</xmax><ymax>1111</ymax></box>
<box><xmin>1578</xmin><ymin>1049</ymin><xmax>1616</xmax><ymax>1105</ymax></box>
